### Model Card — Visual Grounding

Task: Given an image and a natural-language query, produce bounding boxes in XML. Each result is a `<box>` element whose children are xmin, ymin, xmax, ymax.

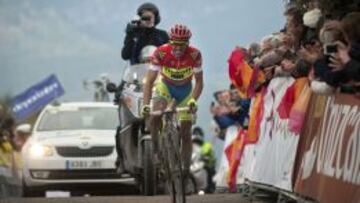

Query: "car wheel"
<box><xmin>22</xmin><ymin>180</ymin><xmax>45</xmax><ymax>197</ymax></box>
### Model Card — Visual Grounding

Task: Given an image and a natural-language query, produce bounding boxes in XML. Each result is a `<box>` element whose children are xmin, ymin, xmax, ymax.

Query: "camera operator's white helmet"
<box><xmin>16</xmin><ymin>124</ymin><xmax>31</xmax><ymax>134</ymax></box>
<box><xmin>139</xmin><ymin>45</ymin><xmax>157</xmax><ymax>63</ymax></box>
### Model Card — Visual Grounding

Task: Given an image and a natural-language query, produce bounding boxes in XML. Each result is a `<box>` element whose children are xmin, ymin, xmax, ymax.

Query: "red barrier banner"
<box><xmin>294</xmin><ymin>93</ymin><xmax>360</xmax><ymax>203</ymax></box>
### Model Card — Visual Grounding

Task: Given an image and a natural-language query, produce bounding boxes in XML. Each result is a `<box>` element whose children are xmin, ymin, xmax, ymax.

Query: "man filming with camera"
<box><xmin>115</xmin><ymin>3</ymin><xmax>169</xmax><ymax>173</ymax></box>
<box><xmin>121</xmin><ymin>2</ymin><xmax>169</xmax><ymax>65</ymax></box>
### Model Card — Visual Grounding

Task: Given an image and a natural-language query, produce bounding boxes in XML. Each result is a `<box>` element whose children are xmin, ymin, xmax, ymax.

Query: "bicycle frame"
<box><xmin>150</xmin><ymin>106</ymin><xmax>190</xmax><ymax>203</ymax></box>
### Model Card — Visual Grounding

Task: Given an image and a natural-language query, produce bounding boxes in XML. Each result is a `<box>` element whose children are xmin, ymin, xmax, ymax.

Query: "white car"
<box><xmin>21</xmin><ymin>102</ymin><xmax>134</xmax><ymax>197</ymax></box>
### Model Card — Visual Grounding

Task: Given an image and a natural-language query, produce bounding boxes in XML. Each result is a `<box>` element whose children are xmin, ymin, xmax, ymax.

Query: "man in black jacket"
<box><xmin>121</xmin><ymin>3</ymin><xmax>169</xmax><ymax>65</ymax></box>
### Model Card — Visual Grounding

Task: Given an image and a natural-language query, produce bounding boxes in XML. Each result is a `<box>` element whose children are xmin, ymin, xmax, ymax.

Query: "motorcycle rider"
<box><xmin>116</xmin><ymin>3</ymin><xmax>169</xmax><ymax>173</ymax></box>
<box><xmin>121</xmin><ymin>2</ymin><xmax>169</xmax><ymax>65</ymax></box>
<box><xmin>192</xmin><ymin>126</ymin><xmax>216</xmax><ymax>193</ymax></box>
<box><xmin>142</xmin><ymin>24</ymin><xmax>204</xmax><ymax>181</ymax></box>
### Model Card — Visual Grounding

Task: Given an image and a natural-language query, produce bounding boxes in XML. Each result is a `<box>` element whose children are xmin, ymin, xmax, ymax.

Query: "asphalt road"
<box><xmin>1</xmin><ymin>194</ymin><xmax>272</xmax><ymax>203</ymax></box>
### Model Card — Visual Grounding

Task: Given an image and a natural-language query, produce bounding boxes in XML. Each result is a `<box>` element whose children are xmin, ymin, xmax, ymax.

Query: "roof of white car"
<box><xmin>44</xmin><ymin>102</ymin><xmax>116</xmax><ymax>110</ymax></box>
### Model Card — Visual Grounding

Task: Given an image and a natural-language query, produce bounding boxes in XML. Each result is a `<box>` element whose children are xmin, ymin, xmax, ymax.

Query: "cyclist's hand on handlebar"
<box><xmin>141</xmin><ymin>105</ymin><xmax>151</xmax><ymax>118</ymax></box>
<box><xmin>187</xmin><ymin>98</ymin><xmax>197</xmax><ymax>113</ymax></box>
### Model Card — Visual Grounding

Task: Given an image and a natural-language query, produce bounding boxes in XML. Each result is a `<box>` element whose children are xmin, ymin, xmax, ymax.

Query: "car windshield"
<box><xmin>37</xmin><ymin>106</ymin><xmax>118</xmax><ymax>131</ymax></box>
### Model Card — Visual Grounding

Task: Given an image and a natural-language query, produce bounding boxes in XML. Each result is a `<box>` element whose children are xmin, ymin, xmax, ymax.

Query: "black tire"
<box><xmin>143</xmin><ymin>139</ymin><xmax>156</xmax><ymax>196</ymax></box>
<box><xmin>166</xmin><ymin>127</ymin><xmax>186</xmax><ymax>203</ymax></box>
<box><xmin>185</xmin><ymin>174</ymin><xmax>197</xmax><ymax>195</ymax></box>
<box><xmin>22</xmin><ymin>180</ymin><xmax>44</xmax><ymax>197</ymax></box>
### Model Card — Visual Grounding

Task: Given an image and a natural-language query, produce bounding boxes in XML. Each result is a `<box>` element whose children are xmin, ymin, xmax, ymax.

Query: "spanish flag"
<box><xmin>247</xmin><ymin>87</ymin><xmax>266</xmax><ymax>143</ymax></box>
<box><xmin>225</xmin><ymin>87</ymin><xmax>267</xmax><ymax>191</ymax></box>
<box><xmin>225</xmin><ymin>129</ymin><xmax>247</xmax><ymax>192</ymax></box>
<box><xmin>228</xmin><ymin>48</ymin><xmax>265</xmax><ymax>99</ymax></box>
<box><xmin>277</xmin><ymin>77</ymin><xmax>308</xmax><ymax>119</ymax></box>
<box><xmin>288</xmin><ymin>78</ymin><xmax>312</xmax><ymax>134</ymax></box>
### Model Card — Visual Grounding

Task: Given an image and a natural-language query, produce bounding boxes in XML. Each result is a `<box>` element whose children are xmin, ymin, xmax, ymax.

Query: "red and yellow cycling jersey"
<box><xmin>150</xmin><ymin>44</ymin><xmax>202</xmax><ymax>84</ymax></box>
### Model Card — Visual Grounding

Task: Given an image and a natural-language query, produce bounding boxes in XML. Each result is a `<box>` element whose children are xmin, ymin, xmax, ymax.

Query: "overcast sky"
<box><xmin>0</xmin><ymin>0</ymin><xmax>285</xmax><ymax>144</ymax></box>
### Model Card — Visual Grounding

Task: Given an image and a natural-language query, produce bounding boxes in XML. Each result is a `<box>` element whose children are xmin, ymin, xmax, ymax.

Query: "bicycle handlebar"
<box><xmin>149</xmin><ymin>106</ymin><xmax>191</xmax><ymax>116</ymax></box>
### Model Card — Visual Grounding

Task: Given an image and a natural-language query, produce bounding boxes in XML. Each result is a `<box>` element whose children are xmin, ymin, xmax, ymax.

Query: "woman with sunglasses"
<box><xmin>142</xmin><ymin>24</ymin><xmax>204</xmax><ymax>182</ymax></box>
<box><xmin>121</xmin><ymin>2</ymin><xmax>169</xmax><ymax>65</ymax></box>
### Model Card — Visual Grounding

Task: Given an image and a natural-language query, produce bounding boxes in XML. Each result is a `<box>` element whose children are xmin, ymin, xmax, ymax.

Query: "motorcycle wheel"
<box><xmin>184</xmin><ymin>174</ymin><xmax>197</xmax><ymax>195</ymax></box>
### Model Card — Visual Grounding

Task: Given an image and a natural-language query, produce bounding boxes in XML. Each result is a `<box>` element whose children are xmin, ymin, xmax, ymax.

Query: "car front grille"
<box><xmin>31</xmin><ymin>169</ymin><xmax>122</xmax><ymax>180</ymax></box>
<box><xmin>56</xmin><ymin>146</ymin><xmax>114</xmax><ymax>157</ymax></box>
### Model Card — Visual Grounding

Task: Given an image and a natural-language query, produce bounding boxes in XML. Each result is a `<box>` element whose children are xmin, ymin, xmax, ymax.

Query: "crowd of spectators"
<box><xmin>210</xmin><ymin>87</ymin><xmax>250</xmax><ymax>140</ymax></box>
<box><xmin>210</xmin><ymin>0</ymin><xmax>360</xmax><ymax>139</ymax></box>
<box><xmin>0</xmin><ymin>104</ymin><xmax>30</xmax><ymax>154</ymax></box>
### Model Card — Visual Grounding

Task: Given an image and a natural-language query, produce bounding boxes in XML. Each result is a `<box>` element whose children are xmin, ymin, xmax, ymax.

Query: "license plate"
<box><xmin>66</xmin><ymin>160</ymin><xmax>103</xmax><ymax>169</ymax></box>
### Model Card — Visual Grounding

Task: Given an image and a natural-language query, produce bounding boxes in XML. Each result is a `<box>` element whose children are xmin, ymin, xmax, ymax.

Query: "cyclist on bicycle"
<box><xmin>142</xmin><ymin>24</ymin><xmax>204</xmax><ymax>177</ymax></box>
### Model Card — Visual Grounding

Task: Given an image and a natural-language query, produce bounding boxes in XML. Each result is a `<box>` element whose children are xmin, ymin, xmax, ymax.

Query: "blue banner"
<box><xmin>11</xmin><ymin>74</ymin><xmax>65</xmax><ymax>120</ymax></box>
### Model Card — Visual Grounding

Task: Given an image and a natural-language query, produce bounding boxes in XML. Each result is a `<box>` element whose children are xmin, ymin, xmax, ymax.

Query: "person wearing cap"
<box><xmin>121</xmin><ymin>2</ymin><xmax>169</xmax><ymax>65</ymax></box>
<box><xmin>192</xmin><ymin>126</ymin><xmax>216</xmax><ymax>193</ymax></box>
<box><xmin>142</xmin><ymin>24</ymin><xmax>204</xmax><ymax>181</ymax></box>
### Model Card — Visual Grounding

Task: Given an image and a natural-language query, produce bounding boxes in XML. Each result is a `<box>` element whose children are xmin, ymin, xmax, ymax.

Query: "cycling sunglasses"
<box><xmin>170</xmin><ymin>40</ymin><xmax>189</xmax><ymax>47</ymax></box>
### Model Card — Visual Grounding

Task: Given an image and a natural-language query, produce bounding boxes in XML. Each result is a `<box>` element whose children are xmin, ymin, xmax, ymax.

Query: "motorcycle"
<box><xmin>185</xmin><ymin>143</ymin><xmax>209</xmax><ymax>194</ymax></box>
<box><xmin>107</xmin><ymin>62</ymin><xmax>157</xmax><ymax>196</ymax></box>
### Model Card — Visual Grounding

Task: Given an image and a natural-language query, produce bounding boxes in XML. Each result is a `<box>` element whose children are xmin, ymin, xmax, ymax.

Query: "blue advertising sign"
<box><xmin>11</xmin><ymin>74</ymin><xmax>65</xmax><ymax>120</ymax></box>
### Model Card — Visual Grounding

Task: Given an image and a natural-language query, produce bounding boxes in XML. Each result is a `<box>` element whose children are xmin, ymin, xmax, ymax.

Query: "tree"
<box><xmin>0</xmin><ymin>95</ymin><xmax>40</xmax><ymax>127</ymax></box>
<box><xmin>0</xmin><ymin>94</ymin><xmax>13</xmax><ymax>120</ymax></box>
<box><xmin>287</xmin><ymin>0</ymin><xmax>360</xmax><ymax>19</ymax></box>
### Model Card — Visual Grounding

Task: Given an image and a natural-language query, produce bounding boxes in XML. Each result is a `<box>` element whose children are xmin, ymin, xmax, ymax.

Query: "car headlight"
<box><xmin>30</xmin><ymin>144</ymin><xmax>53</xmax><ymax>157</ymax></box>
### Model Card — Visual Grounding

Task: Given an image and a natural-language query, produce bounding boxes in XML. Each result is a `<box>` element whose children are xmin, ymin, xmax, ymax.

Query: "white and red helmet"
<box><xmin>169</xmin><ymin>24</ymin><xmax>192</xmax><ymax>42</ymax></box>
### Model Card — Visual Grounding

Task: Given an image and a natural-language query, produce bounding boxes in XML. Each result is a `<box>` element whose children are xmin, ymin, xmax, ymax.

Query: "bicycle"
<box><xmin>150</xmin><ymin>105</ymin><xmax>192</xmax><ymax>203</ymax></box>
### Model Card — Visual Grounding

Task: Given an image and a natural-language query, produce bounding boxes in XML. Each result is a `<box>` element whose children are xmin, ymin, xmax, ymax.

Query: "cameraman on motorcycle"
<box><xmin>121</xmin><ymin>2</ymin><xmax>169</xmax><ymax>65</ymax></box>
<box><xmin>192</xmin><ymin>126</ymin><xmax>216</xmax><ymax>193</ymax></box>
<box><xmin>116</xmin><ymin>3</ymin><xmax>169</xmax><ymax>173</ymax></box>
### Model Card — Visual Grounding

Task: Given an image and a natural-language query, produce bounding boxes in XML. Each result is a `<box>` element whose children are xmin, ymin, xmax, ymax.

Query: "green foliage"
<box><xmin>289</xmin><ymin>0</ymin><xmax>359</xmax><ymax>19</ymax></box>
<box><xmin>0</xmin><ymin>95</ymin><xmax>40</xmax><ymax>126</ymax></box>
<box><xmin>0</xmin><ymin>94</ymin><xmax>13</xmax><ymax>118</ymax></box>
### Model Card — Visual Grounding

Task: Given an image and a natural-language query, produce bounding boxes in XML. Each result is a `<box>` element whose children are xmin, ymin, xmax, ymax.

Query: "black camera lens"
<box><xmin>325</xmin><ymin>44</ymin><xmax>337</xmax><ymax>54</ymax></box>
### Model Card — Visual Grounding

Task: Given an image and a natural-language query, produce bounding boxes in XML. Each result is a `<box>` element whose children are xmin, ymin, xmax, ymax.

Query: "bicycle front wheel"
<box><xmin>164</xmin><ymin>124</ymin><xmax>186</xmax><ymax>203</ymax></box>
